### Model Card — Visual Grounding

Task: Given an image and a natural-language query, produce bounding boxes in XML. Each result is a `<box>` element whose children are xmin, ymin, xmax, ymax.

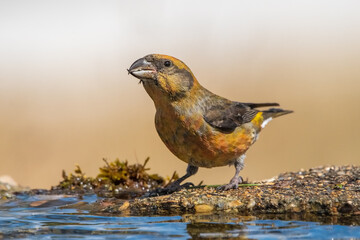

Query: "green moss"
<box><xmin>52</xmin><ymin>157</ymin><xmax>178</xmax><ymax>198</ymax></box>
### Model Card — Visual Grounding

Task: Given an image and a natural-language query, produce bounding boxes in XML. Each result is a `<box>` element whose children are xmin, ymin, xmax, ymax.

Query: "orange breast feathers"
<box><xmin>154</xmin><ymin>104</ymin><xmax>260</xmax><ymax>168</ymax></box>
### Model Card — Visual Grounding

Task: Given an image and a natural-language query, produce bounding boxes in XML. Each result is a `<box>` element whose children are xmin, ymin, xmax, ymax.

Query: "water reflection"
<box><xmin>0</xmin><ymin>194</ymin><xmax>360</xmax><ymax>239</ymax></box>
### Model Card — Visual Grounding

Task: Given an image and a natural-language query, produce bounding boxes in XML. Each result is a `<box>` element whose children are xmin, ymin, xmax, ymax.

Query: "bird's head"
<box><xmin>128</xmin><ymin>54</ymin><xmax>198</xmax><ymax>102</ymax></box>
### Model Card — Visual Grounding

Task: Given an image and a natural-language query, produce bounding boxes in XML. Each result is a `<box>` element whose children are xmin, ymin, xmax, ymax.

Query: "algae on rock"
<box><xmin>52</xmin><ymin>157</ymin><xmax>179</xmax><ymax>198</ymax></box>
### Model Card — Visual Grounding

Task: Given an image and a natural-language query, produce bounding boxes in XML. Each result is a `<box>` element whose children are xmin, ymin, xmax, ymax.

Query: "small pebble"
<box><xmin>195</xmin><ymin>204</ymin><xmax>214</xmax><ymax>213</ymax></box>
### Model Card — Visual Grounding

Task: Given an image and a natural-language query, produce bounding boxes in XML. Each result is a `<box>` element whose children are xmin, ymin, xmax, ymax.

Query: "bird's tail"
<box><xmin>246</xmin><ymin>102</ymin><xmax>280</xmax><ymax>108</ymax></box>
<box><xmin>262</xmin><ymin>108</ymin><xmax>293</xmax><ymax>120</ymax></box>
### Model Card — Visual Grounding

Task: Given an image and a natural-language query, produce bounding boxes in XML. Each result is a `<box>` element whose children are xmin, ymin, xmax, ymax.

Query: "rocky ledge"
<box><xmin>89</xmin><ymin>165</ymin><xmax>359</xmax><ymax>216</ymax></box>
<box><xmin>0</xmin><ymin>176</ymin><xmax>28</xmax><ymax>200</ymax></box>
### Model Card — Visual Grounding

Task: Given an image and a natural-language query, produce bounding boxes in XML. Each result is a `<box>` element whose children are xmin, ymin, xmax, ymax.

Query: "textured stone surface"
<box><xmin>93</xmin><ymin>165</ymin><xmax>360</xmax><ymax>216</ymax></box>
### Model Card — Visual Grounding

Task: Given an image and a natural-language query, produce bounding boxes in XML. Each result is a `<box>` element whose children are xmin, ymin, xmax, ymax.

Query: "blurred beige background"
<box><xmin>0</xmin><ymin>1</ymin><xmax>359</xmax><ymax>188</ymax></box>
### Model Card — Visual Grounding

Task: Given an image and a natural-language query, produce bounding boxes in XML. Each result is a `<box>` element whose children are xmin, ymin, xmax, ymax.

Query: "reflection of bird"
<box><xmin>128</xmin><ymin>54</ymin><xmax>292</xmax><ymax>192</ymax></box>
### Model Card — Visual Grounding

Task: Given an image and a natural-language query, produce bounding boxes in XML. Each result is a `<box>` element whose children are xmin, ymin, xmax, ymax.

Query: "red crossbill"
<box><xmin>128</xmin><ymin>54</ymin><xmax>292</xmax><ymax>192</ymax></box>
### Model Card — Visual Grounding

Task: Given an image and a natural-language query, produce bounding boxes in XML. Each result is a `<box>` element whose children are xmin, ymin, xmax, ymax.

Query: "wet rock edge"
<box><xmin>87</xmin><ymin>165</ymin><xmax>360</xmax><ymax>217</ymax></box>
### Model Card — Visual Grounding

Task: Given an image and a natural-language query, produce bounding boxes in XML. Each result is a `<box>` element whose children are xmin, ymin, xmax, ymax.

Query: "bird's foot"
<box><xmin>164</xmin><ymin>181</ymin><xmax>194</xmax><ymax>193</ymax></box>
<box><xmin>217</xmin><ymin>176</ymin><xmax>243</xmax><ymax>191</ymax></box>
<box><xmin>144</xmin><ymin>182</ymin><xmax>195</xmax><ymax>197</ymax></box>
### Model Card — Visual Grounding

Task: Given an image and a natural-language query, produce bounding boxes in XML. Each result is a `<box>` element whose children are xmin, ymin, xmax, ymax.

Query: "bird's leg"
<box><xmin>165</xmin><ymin>164</ymin><xmax>198</xmax><ymax>192</ymax></box>
<box><xmin>145</xmin><ymin>165</ymin><xmax>198</xmax><ymax>197</ymax></box>
<box><xmin>218</xmin><ymin>155</ymin><xmax>245</xmax><ymax>191</ymax></box>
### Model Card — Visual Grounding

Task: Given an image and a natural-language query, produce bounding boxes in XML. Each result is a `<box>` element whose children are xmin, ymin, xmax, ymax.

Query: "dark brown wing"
<box><xmin>203</xmin><ymin>102</ymin><xmax>258</xmax><ymax>132</ymax></box>
<box><xmin>244</xmin><ymin>102</ymin><xmax>279</xmax><ymax>108</ymax></box>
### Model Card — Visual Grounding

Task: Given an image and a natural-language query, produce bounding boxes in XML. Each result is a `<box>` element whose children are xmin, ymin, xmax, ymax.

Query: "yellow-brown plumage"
<box><xmin>128</xmin><ymin>54</ymin><xmax>292</xmax><ymax>191</ymax></box>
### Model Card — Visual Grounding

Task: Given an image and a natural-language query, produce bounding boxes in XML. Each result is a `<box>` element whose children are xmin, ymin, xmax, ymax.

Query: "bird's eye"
<box><xmin>164</xmin><ymin>60</ymin><xmax>172</xmax><ymax>67</ymax></box>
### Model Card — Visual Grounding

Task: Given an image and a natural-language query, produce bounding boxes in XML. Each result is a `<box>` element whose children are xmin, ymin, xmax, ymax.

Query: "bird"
<box><xmin>128</xmin><ymin>54</ymin><xmax>292</xmax><ymax>192</ymax></box>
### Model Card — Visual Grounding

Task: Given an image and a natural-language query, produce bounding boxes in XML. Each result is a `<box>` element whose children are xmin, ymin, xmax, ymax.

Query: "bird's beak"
<box><xmin>128</xmin><ymin>57</ymin><xmax>157</xmax><ymax>80</ymax></box>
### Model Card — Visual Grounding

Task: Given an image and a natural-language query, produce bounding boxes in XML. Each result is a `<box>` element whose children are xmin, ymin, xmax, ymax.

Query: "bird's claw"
<box><xmin>178</xmin><ymin>182</ymin><xmax>195</xmax><ymax>189</ymax></box>
<box><xmin>144</xmin><ymin>182</ymin><xmax>195</xmax><ymax>197</ymax></box>
<box><xmin>217</xmin><ymin>176</ymin><xmax>243</xmax><ymax>191</ymax></box>
<box><xmin>164</xmin><ymin>181</ymin><xmax>194</xmax><ymax>193</ymax></box>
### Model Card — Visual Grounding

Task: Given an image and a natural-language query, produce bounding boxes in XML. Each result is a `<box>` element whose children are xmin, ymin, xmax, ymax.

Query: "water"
<box><xmin>1</xmin><ymin>194</ymin><xmax>360</xmax><ymax>239</ymax></box>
